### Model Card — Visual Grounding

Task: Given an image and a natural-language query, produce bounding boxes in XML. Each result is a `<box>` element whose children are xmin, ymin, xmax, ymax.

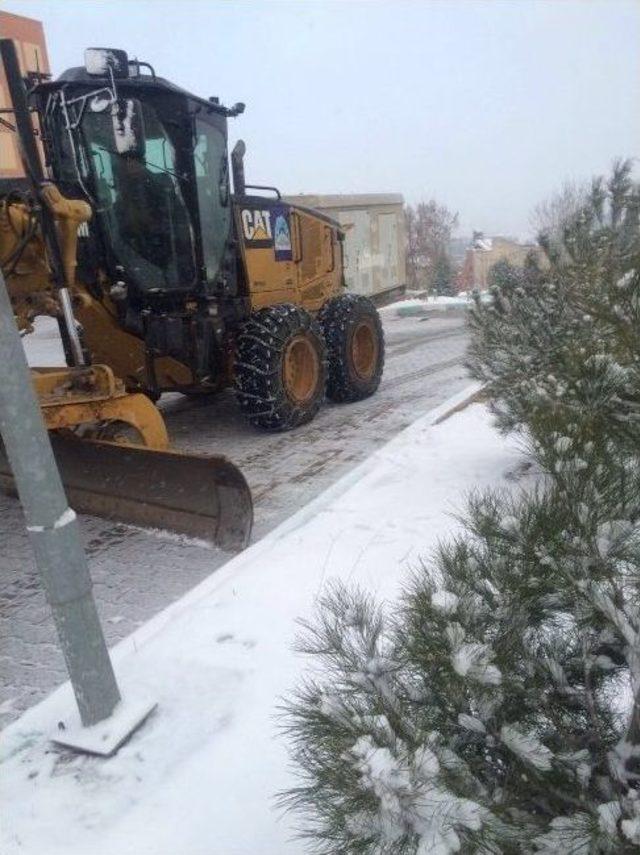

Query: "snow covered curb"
<box><xmin>1</xmin><ymin>383</ymin><xmax>521</xmax><ymax>855</ymax></box>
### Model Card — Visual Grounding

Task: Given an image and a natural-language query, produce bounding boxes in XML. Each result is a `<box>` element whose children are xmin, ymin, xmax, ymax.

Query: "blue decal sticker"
<box><xmin>272</xmin><ymin>206</ymin><xmax>293</xmax><ymax>262</ymax></box>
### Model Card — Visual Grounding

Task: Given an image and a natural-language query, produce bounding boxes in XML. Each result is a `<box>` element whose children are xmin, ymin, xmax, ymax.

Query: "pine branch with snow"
<box><xmin>282</xmin><ymin>455</ymin><xmax>640</xmax><ymax>850</ymax></box>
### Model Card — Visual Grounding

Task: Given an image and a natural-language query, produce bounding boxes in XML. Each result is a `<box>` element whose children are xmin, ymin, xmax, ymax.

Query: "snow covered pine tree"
<box><xmin>280</xmin><ymin>162</ymin><xmax>640</xmax><ymax>852</ymax></box>
<box><xmin>467</xmin><ymin>159</ymin><xmax>640</xmax><ymax>456</ymax></box>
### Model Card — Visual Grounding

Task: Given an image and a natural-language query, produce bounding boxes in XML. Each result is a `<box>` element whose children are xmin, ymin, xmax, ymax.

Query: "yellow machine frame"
<box><xmin>237</xmin><ymin>205</ymin><xmax>343</xmax><ymax>312</ymax></box>
<box><xmin>33</xmin><ymin>365</ymin><xmax>169</xmax><ymax>449</ymax></box>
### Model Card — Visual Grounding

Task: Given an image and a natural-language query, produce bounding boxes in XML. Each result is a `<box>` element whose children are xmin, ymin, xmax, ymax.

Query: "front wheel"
<box><xmin>318</xmin><ymin>294</ymin><xmax>384</xmax><ymax>402</ymax></box>
<box><xmin>92</xmin><ymin>420</ymin><xmax>147</xmax><ymax>446</ymax></box>
<box><xmin>234</xmin><ymin>304</ymin><xmax>326</xmax><ymax>431</ymax></box>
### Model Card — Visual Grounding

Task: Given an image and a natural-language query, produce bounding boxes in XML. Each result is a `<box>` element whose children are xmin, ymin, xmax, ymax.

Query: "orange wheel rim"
<box><xmin>351</xmin><ymin>320</ymin><xmax>378</xmax><ymax>380</ymax></box>
<box><xmin>283</xmin><ymin>335</ymin><xmax>319</xmax><ymax>404</ymax></box>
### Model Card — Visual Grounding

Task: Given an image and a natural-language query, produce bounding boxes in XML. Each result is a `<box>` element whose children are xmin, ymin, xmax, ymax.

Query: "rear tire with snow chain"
<box><xmin>318</xmin><ymin>294</ymin><xmax>384</xmax><ymax>402</ymax></box>
<box><xmin>234</xmin><ymin>304</ymin><xmax>326</xmax><ymax>431</ymax></box>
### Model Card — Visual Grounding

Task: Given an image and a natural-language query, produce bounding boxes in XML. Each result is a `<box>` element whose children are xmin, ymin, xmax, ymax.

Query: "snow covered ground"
<box><xmin>1</xmin><ymin>391</ymin><xmax>523</xmax><ymax>855</ymax></box>
<box><xmin>1</xmin><ymin>308</ymin><xmax>470</xmax><ymax>721</ymax></box>
<box><xmin>19</xmin><ymin>316</ymin><xmax>66</xmax><ymax>366</ymax></box>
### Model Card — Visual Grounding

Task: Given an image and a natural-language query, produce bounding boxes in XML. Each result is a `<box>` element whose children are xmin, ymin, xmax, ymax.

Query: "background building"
<box><xmin>0</xmin><ymin>11</ymin><xmax>50</xmax><ymax>187</ymax></box>
<box><xmin>285</xmin><ymin>193</ymin><xmax>406</xmax><ymax>301</ymax></box>
<box><xmin>457</xmin><ymin>233</ymin><xmax>539</xmax><ymax>291</ymax></box>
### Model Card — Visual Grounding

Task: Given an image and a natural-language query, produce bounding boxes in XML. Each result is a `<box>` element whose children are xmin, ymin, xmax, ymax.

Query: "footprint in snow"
<box><xmin>216</xmin><ymin>633</ymin><xmax>256</xmax><ymax>649</ymax></box>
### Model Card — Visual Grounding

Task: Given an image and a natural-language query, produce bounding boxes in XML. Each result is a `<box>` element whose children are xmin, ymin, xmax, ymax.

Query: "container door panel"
<box><xmin>376</xmin><ymin>212</ymin><xmax>398</xmax><ymax>294</ymax></box>
<box><xmin>337</xmin><ymin>209</ymin><xmax>370</xmax><ymax>295</ymax></box>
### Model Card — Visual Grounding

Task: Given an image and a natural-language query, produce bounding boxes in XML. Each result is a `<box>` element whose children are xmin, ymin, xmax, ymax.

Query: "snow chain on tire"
<box><xmin>234</xmin><ymin>304</ymin><xmax>326</xmax><ymax>431</ymax></box>
<box><xmin>318</xmin><ymin>293</ymin><xmax>385</xmax><ymax>402</ymax></box>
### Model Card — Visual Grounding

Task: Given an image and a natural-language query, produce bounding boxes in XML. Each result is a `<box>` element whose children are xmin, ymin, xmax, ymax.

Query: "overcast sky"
<box><xmin>10</xmin><ymin>0</ymin><xmax>640</xmax><ymax>238</ymax></box>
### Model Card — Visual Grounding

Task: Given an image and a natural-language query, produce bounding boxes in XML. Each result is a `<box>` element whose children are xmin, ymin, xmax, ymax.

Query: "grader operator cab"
<box><xmin>0</xmin><ymin>43</ymin><xmax>384</xmax><ymax>549</ymax></box>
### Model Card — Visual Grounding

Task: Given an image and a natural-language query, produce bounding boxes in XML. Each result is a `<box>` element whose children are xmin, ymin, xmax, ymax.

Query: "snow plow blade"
<box><xmin>0</xmin><ymin>434</ymin><xmax>253</xmax><ymax>552</ymax></box>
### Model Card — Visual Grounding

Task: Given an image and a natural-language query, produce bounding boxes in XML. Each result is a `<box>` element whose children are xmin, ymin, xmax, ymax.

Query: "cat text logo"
<box><xmin>241</xmin><ymin>209</ymin><xmax>273</xmax><ymax>243</ymax></box>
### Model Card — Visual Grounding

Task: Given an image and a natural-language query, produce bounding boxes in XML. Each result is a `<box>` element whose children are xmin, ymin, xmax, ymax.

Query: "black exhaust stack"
<box><xmin>231</xmin><ymin>140</ymin><xmax>246</xmax><ymax>196</ymax></box>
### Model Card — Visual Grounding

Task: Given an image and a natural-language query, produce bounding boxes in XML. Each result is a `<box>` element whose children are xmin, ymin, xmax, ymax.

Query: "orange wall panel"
<box><xmin>0</xmin><ymin>11</ymin><xmax>50</xmax><ymax>180</ymax></box>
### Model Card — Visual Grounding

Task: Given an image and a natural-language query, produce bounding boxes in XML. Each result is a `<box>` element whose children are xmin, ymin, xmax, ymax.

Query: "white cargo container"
<box><xmin>284</xmin><ymin>193</ymin><xmax>406</xmax><ymax>300</ymax></box>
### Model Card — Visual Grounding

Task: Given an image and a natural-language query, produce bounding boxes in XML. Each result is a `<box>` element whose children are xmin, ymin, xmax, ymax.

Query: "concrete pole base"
<box><xmin>51</xmin><ymin>697</ymin><xmax>157</xmax><ymax>757</ymax></box>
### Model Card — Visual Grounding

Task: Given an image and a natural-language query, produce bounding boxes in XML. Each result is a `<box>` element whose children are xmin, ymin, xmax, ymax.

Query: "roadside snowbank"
<box><xmin>380</xmin><ymin>292</ymin><xmax>491</xmax><ymax>317</ymax></box>
<box><xmin>1</xmin><ymin>385</ymin><xmax>522</xmax><ymax>855</ymax></box>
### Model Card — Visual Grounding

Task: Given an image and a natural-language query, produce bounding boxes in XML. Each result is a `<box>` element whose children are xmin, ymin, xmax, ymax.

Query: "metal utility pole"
<box><xmin>0</xmin><ymin>270</ymin><xmax>121</xmax><ymax>727</ymax></box>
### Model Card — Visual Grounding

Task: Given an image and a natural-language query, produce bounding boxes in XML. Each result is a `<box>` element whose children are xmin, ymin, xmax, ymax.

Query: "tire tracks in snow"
<box><xmin>385</xmin><ymin>326</ymin><xmax>468</xmax><ymax>358</ymax></box>
<box><xmin>384</xmin><ymin>355</ymin><xmax>467</xmax><ymax>390</ymax></box>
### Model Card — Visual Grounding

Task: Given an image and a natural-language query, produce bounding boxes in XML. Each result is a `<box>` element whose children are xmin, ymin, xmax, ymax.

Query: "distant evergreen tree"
<box><xmin>281</xmin><ymin>162</ymin><xmax>640</xmax><ymax>853</ymax></box>
<box><xmin>467</xmin><ymin>159</ymin><xmax>640</xmax><ymax>452</ymax></box>
<box><xmin>433</xmin><ymin>252</ymin><xmax>455</xmax><ymax>296</ymax></box>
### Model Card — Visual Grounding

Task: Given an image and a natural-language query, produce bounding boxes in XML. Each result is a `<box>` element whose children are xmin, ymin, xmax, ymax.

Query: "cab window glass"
<box><xmin>194</xmin><ymin>116</ymin><xmax>230</xmax><ymax>281</ymax></box>
<box><xmin>82</xmin><ymin>101</ymin><xmax>196</xmax><ymax>291</ymax></box>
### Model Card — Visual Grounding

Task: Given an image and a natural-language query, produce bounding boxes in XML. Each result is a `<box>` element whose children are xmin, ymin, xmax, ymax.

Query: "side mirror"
<box><xmin>88</xmin><ymin>93</ymin><xmax>114</xmax><ymax>113</ymax></box>
<box><xmin>85</xmin><ymin>47</ymin><xmax>129</xmax><ymax>79</ymax></box>
<box><xmin>112</xmin><ymin>98</ymin><xmax>145</xmax><ymax>158</ymax></box>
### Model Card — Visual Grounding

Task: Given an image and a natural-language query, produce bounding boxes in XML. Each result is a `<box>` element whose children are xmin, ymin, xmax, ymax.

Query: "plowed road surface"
<box><xmin>0</xmin><ymin>307</ymin><xmax>469</xmax><ymax>721</ymax></box>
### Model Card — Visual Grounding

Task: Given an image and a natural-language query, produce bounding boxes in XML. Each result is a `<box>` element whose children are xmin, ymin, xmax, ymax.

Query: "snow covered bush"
<box><xmin>467</xmin><ymin>160</ymin><xmax>640</xmax><ymax>460</ymax></box>
<box><xmin>282</xmin><ymin>452</ymin><xmax>640</xmax><ymax>851</ymax></box>
<box><xmin>281</xmin><ymin>163</ymin><xmax>640</xmax><ymax>852</ymax></box>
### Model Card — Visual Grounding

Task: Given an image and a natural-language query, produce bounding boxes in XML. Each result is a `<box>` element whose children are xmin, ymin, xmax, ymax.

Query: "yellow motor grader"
<box><xmin>0</xmin><ymin>43</ymin><xmax>384</xmax><ymax>551</ymax></box>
